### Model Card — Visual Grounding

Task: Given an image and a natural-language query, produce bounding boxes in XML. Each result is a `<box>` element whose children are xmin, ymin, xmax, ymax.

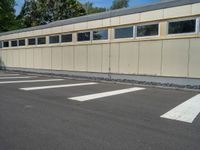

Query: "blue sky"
<box><xmin>15</xmin><ymin>0</ymin><xmax>160</xmax><ymax>15</ymax></box>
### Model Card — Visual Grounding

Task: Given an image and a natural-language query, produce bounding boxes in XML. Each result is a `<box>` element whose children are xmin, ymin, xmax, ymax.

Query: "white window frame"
<box><xmin>167</xmin><ymin>17</ymin><xmax>198</xmax><ymax>36</ymax></box>
<box><xmin>28</xmin><ymin>37</ymin><xmax>36</xmax><ymax>46</ymax></box>
<box><xmin>49</xmin><ymin>35</ymin><xmax>60</xmax><ymax>44</ymax></box>
<box><xmin>11</xmin><ymin>40</ymin><xmax>18</xmax><ymax>47</ymax></box>
<box><xmin>196</xmin><ymin>17</ymin><xmax>200</xmax><ymax>34</ymax></box>
<box><xmin>114</xmin><ymin>25</ymin><xmax>134</xmax><ymax>39</ymax></box>
<box><xmin>77</xmin><ymin>31</ymin><xmax>91</xmax><ymax>42</ymax></box>
<box><xmin>18</xmin><ymin>39</ymin><xmax>26</xmax><ymax>47</ymax></box>
<box><xmin>135</xmin><ymin>22</ymin><xmax>160</xmax><ymax>39</ymax></box>
<box><xmin>2</xmin><ymin>41</ymin><xmax>9</xmax><ymax>48</ymax></box>
<box><xmin>92</xmin><ymin>29</ymin><xmax>109</xmax><ymax>41</ymax></box>
<box><xmin>61</xmin><ymin>33</ymin><xmax>73</xmax><ymax>43</ymax></box>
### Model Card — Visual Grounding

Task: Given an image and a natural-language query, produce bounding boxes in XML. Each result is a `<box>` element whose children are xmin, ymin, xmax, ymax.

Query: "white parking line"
<box><xmin>0</xmin><ymin>79</ymin><xmax>64</xmax><ymax>84</ymax></box>
<box><xmin>0</xmin><ymin>74</ymin><xmax>20</xmax><ymax>76</ymax></box>
<box><xmin>161</xmin><ymin>94</ymin><xmax>200</xmax><ymax>123</ymax></box>
<box><xmin>0</xmin><ymin>76</ymin><xmax>37</xmax><ymax>79</ymax></box>
<box><xmin>69</xmin><ymin>87</ymin><xmax>145</xmax><ymax>101</ymax></box>
<box><xmin>20</xmin><ymin>82</ymin><xmax>98</xmax><ymax>91</ymax></box>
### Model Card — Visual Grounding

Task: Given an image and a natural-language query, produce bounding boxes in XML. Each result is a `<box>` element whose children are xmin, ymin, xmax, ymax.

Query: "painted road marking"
<box><xmin>0</xmin><ymin>79</ymin><xmax>64</xmax><ymax>84</ymax></box>
<box><xmin>161</xmin><ymin>94</ymin><xmax>200</xmax><ymax>123</ymax></box>
<box><xmin>69</xmin><ymin>87</ymin><xmax>145</xmax><ymax>101</ymax></box>
<box><xmin>0</xmin><ymin>76</ymin><xmax>37</xmax><ymax>79</ymax></box>
<box><xmin>0</xmin><ymin>74</ymin><xmax>20</xmax><ymax>76</ymax></box>
<box><xmin>20</xmin><ymin>82</ymin><xmax>98</xmax><ymax>91</ymax></box>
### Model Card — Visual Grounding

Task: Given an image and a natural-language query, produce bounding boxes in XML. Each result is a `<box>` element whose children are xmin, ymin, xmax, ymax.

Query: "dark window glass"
<box><xmin>11</xmin><ymin>40</ymin><xmax>18</xmax><ymax>47</ymax></box>
<box><xmin>49</xmin><ymin>35</ymin><xmax>60</xmax><ymax>44</ymax></box>
<box><xmin>93</xmin><ymin>29</ymin><xmax>108</xmax><ymax>40</ymax></box>
<box><xmin>19</xmin><ymin>39</ymin><xmax>25</xmax><ymax>46</ymax></box>
<box><xmin>0</xmin><ymin>41</ymin><xmax>2</xmax><ymax>48</ymax></box>
<box><xmin>3</xmin><ymin>41</ymin><xmax>9</xmax><ymax>47</ymax></box>
<box><xmin>61</xmin><ymin>34</ymin><xmax>72</xmax><ymax>43</ymax></box>
<box><xmin>168</xmin><ymin>19</ymin><xmax>196</xmax><ymax>34</ymax></box>
<box><xmin>38</xmin><ymin>37</ymin><xmax>46</xmax><ymax>45</ymax></box>
<box><xmin>77</xmin><ymin>32</ymin><xmax>90</xmax><ymax>41</ymax></box>
<box><xmin>137</xmin><ymin>24</ymin><xmax>159</xmax><ymax>37</ymax></box>
<box><xmin>115</xmin><ymin>26</ymin><xmax>133</xmax><ymax>39</ymax></box>
<box><xmin>28</xmin><ymin>38</ymin><xmax>36</xmax><ymax>45</ymax></box>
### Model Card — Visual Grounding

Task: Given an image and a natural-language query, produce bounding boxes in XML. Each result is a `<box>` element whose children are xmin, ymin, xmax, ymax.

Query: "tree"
<box><xmin>111</xmin><ymin>0</ymin><xmax>129</xmax><ymax>10</ymax></box>
<box><xmin>0</xmin><ymin>0</ymin><xmax>19</xmax><ymax>32</ymax></box>
<box><xmin>18</xmin><ymin>0</ymin><xmax>86</xmax><ymax>28</ymax></box>
<box><xmin>83</xmin><ymin>2</ymin><xmax>106</xmax><ymax>14</ymax></box>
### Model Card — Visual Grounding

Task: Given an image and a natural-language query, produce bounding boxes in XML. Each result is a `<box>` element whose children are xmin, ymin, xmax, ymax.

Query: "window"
<box><xmin>77</xmin><ymin>32</ymin><xmax>90</xmax><ymax>42</ymax></box>
<box><xmin>19</xmin><ymin>39</ymin><xmax>26</xmax><ymax>46</ymax></box>
<box><xmin>28</xmin><ymin>38</ymin><xmax>36</xmax><ymax>45</ymax></box>
<box><xmin>3</xmin><ymin>41</ymin><xmax>9</xmax><ymax>48</ymax></box>
<box><xmin>11</xmin><ymin>40</ymin><xmax>18</xmax><ymax>47</ymax></box>
<box><xmin>37</xmin><ymin>37</ymin><xmax>46</xmax><ymax>45</ymax></box>
<box><xmin>0</xmin><ymin>41</ymin><xmax>2</xmax><ymax>48</ymax></box>
<box><xmin>93</xmin><ymin>29</ymin><xmax>108</xmax><ymax>40</ymax></box>
<box><xmin>49</xmin><ymin>35</ymin><xmax>60</xmax><ymax>44</ymax></box>
<box><xmin>61</xmin><ymin>34</ymin><xmax>72</xmax><ymax>43</ymax></box>
<box><xmin>137</xmin><ymin>24</ymin><xmax>159</xmax><ymax>37</ymax></box>
<box><xmin>115</xmin><ymin>26</ymin><xmax>133</xmax><ymax>39</ymax></box>
<box><xmin>168</xmin><ymin>19</ymin><xmax>196</xmax><ymax>34</ymax></box>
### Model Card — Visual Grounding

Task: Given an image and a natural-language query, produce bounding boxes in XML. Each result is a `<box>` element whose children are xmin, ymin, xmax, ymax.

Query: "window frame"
<box><xmin>11</xmin><ymin>40</ymin><xmax>18</xmax><ymax>47</ymax></box>
<box><xmin>92</xmin><ymin>29</ymin><xmax>109</xmax><ymax>41</ymax></box>
<box><xmin>18</xmin><ymin>39</ymin><xmax>26</xmax><ymax>47</ymax></box>
<box><xmin>77</xmin><ymin>31</ymin><xmax>91</xmax><ymax>42</ymax></box>
<box><xmin>28</xmin><ymin>38</ymin><xmax>36</xmax><ymax>46</ymax></box>
<box><xmin>114</xmin><ymin>26</ymin><xmax>134</xmax><ymax>39</ymax></box>
<box><xmin>61</xmin><ymin>33</ymin><xmax>73</xmax><ymax>43</ymax></box>
<box><xmin>49</xmin><ymin>35</ymin><xmax>60</xmax><ymax>44</ymax></box>
<box><xmin>37</xmin><ymin>36</ymin><xmax>46</xmax><ymax>45</ymax></box>
<box><xmin>3</xmin><ymin>41</ymin><xmax>9</xmax><ymax>48</ymax></box>
<box><xmin>135</xmin><ymin>22</ymin><xmax>160</xmax><ymax>38</ymax></box>
<box><xmin>167</xmin><ymin>17</ymin><xmax>197</xmax><ymax>36</ymax></box>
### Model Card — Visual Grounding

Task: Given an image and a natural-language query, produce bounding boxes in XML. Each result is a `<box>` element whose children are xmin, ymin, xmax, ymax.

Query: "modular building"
<box><xmin>0</xmin><ymin>0</ymin><xmax>200</xmax><ymax>85</ymax></box>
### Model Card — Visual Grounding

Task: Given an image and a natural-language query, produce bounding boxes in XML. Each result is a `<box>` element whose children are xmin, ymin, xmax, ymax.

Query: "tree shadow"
<box><xmin>0</xmin><ymin>57</ymin><xmax>6</xmax><ymax>70</ymax></box>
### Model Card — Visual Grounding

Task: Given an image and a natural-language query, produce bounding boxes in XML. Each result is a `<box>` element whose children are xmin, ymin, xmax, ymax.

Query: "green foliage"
<box><xmin>83</xmin><ymin>2</ymin><xmax>106</xmax><ymax>14</ymax></box>
<box><xmin>0</xmin><ymin>0</ymin><xmax>20</xmax><ymax>32</ymax></box>
<box><xmin>111</xmin><ymin>0</ymin><xmax>129</xmax><ymax>10</ymax></box>
<box><xmin>18</xmin><ymin>0</ymin><xmax>86</xmax><ymax>28</ymax></box>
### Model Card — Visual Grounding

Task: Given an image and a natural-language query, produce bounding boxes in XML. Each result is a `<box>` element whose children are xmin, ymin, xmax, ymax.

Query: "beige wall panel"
<box><xmin>13</xmin><ymin>49</ymin><xmax>20</xmax><ymax>67</ymax></box>
<box><xmin>110</xmin><ymin>43</ymin><xmax>120</xmax><ymax>73</ymax></box>
<box><xmin>102</xmin><ymin>44</ymin><xmax>110</xmax><ymax>73</ymax></box>
<box><xmin>163</xmin><ymin>5</ymin><xmax>192</xmax><ymax>19</ymax></box>
<box><xmin>62</xmin><ymin>24</ymin><xmax>74</xmax><ymax>32</ymax></box>
<box><xmin>74</xmin><ymin>45</ymin><xmax>88</xmax><ymax>71</ymax></box>
<box><xmin>33</xmin><ymin>30</ymin><xmax>42</xmax><ymax>36</ymax></box>
<box><xmin>88</xmin><ymin>45</ymin><xmax>102</xmax><ymax>72</ymax></box>
<box><xmin>26</xmin><ymin>48</ymin><xmax>34</xmax><ymax>68</ymax></box>
<box><xmin>139</xmin><ymin>41</ymin><xmax>162</xmax><ymax>75</ymax></box>
<box><xmin>119</xmin><ymin>42</ymin><xmax>139</xmax><ymax>74</ymax></box>
<box><xmin>52</xmin><ymin>47</ymin><xmax>62</xmax><ymax>70</ymax></box>
<box><xmin>192</xmin><ymin>3</ymin><xmax>200</xmax><ymax>15</ymax></box>
<box><xmin>189</xmin><ymin>38</ymin><xmax>200</xmax><ymax>78</ymax></box>
<box><xmin>140</xmin><ymin>10</ymin><xmax>163</xmax><ymax>22</ymax></box>
<box><xmin>1</xmin><ymin>50</ymin><xmax>7</xmax><ymax>67</ymax></box>
<box><xmin>51</xmin><ymin>26</ymin><xmax>62</xmax><ymax>34</ymax></box>
<box><xmin>162</xmin><ymin>39</ymin><xmax>189</xmax><ymax>77</ymax></box>
<box><xmin>120</xmin><ymin>14</ymin><xmax>140</xmax><ymax>25</ymax></box>
<box><xmin>19</xmin><ymin>49</ymin><xmax>26</xmax><ymax>68</ymax></box>
<box><xmin>88</xmin><ymin>20</ymin><xmax>103</xmax><ymax>29</ymax></box>
<box><xmin>42</xmin><ymin>28</ymin><xmax>52</xmax><ymax>35</ymax></box>
<box><xmin>6</xmin><ymin>50</ymin><xmax>13</xmax><ymax>67</ymax></box>
<box><xmin>42</xmin><ymin>47</ymin><xmax>52</xmax><ymax>70</ymax></box>
<box><xmin>33</xmin><ymin>48</ymin><xmax>42</xmax><ymax>69</ymax></box>
<box><xmin>111</xmin><ymin>17</ymin><xmax>120</xmax><ymax>26</ymax></box>
<box><xmin>74</xmin><ymin>22</ymin><xmax>88</xmax><ymax>31</ymax></box>
<box><xmin>62</xmin><ymin>46</ymin><xmax>74</xmax><ymax>71</ymax></box>
<box><xmin>103</xmin><ymin>18</ymin><xmax>110</xmax><ymax>27</ymax></box>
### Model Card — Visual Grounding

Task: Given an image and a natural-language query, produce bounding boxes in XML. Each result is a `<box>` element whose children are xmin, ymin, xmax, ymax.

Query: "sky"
<box><xmin>15</xmin><ymin>0</ymin><xmax>160</xmax><ymax>15</ymax></box>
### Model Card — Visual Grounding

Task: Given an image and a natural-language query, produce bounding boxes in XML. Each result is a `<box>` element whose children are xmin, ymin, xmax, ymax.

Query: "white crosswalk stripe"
<box><xmin>20</xmin><ymin>82</ymin><xmax>98</xmax><ymax>91</ymax></box>
<box><xmin>0</xmin><ymin>79</ymin><xmax>64</xmax><ymax>84</ymax></box>
<box><xmin>69</xmin><ymin>87</ymin><xmax>145</xmax><ymax>101</ymax></box>
<box><xmin>161</xmin><ymin>94</ymin><xmax>200</xmax><ymax>123</ymax></box>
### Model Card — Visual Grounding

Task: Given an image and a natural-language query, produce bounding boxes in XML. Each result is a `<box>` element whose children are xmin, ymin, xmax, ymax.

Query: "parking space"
<box><xmin>0</xmin><ymin>72</ymin><xmax>200</xmax><ymax>150</ymax></box>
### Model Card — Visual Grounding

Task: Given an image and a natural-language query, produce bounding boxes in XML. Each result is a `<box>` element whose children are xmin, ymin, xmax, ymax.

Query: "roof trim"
<box><xmin>0</xmin><ymin>0</ymin><xmax>200</xmax><ymax>36</ymax></box>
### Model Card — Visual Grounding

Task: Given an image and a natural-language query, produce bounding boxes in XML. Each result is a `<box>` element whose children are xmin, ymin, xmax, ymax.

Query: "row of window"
<box><xmin>0</xmin><ymin>18</ymin><xmax>199</xmax><ymax>48</ymax></box>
